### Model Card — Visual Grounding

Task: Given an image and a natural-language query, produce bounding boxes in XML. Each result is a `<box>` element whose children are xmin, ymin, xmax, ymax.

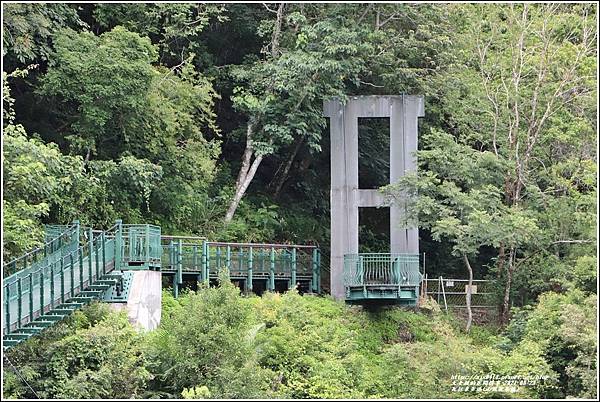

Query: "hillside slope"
<box><xmin>3</xmin><ymin>279</ymin><xmax>596</xmax><ymax>399</ymax></box>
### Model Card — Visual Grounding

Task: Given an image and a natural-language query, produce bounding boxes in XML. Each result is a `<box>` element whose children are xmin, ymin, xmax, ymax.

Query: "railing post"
<box><xmin>269</xmin><ymin>247</ymin><xmax>275</xmax><ymax>292</ymax></box>
<box><xmin>247</xmin><ymin>247</ymin><xmax>253</xmax><ymax>293</ymax></box>
<box><xmin>193</xmin><ymin>244</ymin><xmax>198</xmax><ymax>271</ymax></box>
<box><xmin>145</xmin><ymin>224</ymin><xmax>150</xmax><ymax>265</ymax></box>
<box><xmin>79</xmin><ymin>248</ymin><xmax>84</xmax><ymax>290</ymax></box>
<box><xmin>169</xmin><ymin>240</ymin><xmax>174</xmax><ymax>270</ymax></box>
<box><xmin>5</xmin><ymin>285</ymin><xmax>11</xmax><ymax>334</ymax></box>
<box><xmin>193</xmin><ymin>244</ymin><xmax>201</xmax><ymax>284</ymax></box>
<box><xmin>39</xmin><ymin>269</ymin><xmax>44</xmax><ymax>315</ymax></box>
<box><xmin>130</xmin><ymin>226</ymin><xmax>135</xmax><ymax>262</ymax></box>
<box><xmin>201</xmin><ymin>241</ymin><xmax>208</xmax><ymax>283</ymax></box>
<box><xmin>17</xmin><ymin>278</ymin><xmax>22</xmax><ymax>329</ymax></box>
<box><xmin>73</xmin><ymin>220</ymin><xmax>80</xmax><ymax>253</ymax></box>
<box><xmin>359</xmin><ymin>255</ymin><xmax>366</xmax><ymax>297</ymax></box>
<box><xmin>50</xmin><ymin>262</ymin><xmax>55</xmax><ymax>308</ymax></box>
<box><xmin>70</xmin><ymin>253</ymin><xmax>75</xmax><ymax>298</ymax></box>
<box><xmin>177</xmin><ymin>240</ymin><xmax>183</xmax><ymax>285</ymax></box>
<box><xmin>88</xmin><ymin>228</ymin><xmax>94</xmax><ymax>282</ymax></box>
<box><xmin>60</xmin><ymin>256</ymin><xmax>65</xmax><ymax>304</ymax></box>
<box><xmin>115</xmin><ymin>220</ymin><xmax>123</xmax><ymax>270</ymax></box>
<box><xmin>226</xmin><ymin>245</ymin><xmax>231</xmax><ymax>272</ymax></box>
<box><xmin>216</xmin><ymin>246</ymin><xmax>221</xmax><ymax>270</ymax></box>
<box><xmin>102</xmin><ymin>233</ymin><xmax>107</xmax><ymax>275</ymax></box>
<box><xmin>29</xmin><ymin>273</ymin><xmax>34</xmax><ymax>323</ymax></box>
<box><xmin>95</xmin><ymin>236</ymin><xmax>100</xmax><ymax>280</ymax></box>
<box><xmin>291</xmin><ymin>248</ymin><xmax>297</xmax><ymax>290</ymax></box>
<box><xmin>440</xmin><ymin>276</ymin><xmax>448</xmax><ymax>312</ymax></box>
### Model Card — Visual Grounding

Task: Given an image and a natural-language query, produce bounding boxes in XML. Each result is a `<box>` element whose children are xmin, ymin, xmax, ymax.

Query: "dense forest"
<box><xmin>2</xmin><ymin>2</ymin><xmax>597</xmax><ymax>399</ymax></box>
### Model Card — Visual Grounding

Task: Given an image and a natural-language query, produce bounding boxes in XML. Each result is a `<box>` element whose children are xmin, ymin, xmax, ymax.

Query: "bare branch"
<box><xmin>357</xmin><ymin>4</ymin><xmax>374</xmax><ymax>25</ymax></box>
<box><xmin>263</xmin><ymin>3</ymin><xmax>278</xmax><ymax>13</ymax></box>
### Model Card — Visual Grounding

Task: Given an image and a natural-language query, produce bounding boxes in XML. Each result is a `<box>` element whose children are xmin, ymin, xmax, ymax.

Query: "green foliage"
<box><xmin>2</xmin><ymin>3</ymin><xmax>84</xmax><ymax>67</ymax></box>
<box><xmin>4</xmin><ymin>286</ymin><xmax>596</xmax><ymax>399</ymax></box>
<box><xmin>35</xmin><ymin>25</ymin><xmax>222</xmax><ymax>235</ymax></box>
<box><xmin>146</xmin><ymin>282</ymin><xmax>273</xmax><ymax>398</ymax></box>
<box><xmin>501</xmin><ymin>290</ymin><xmax>598</xmax><ymax>398</ymax></box>
<box><xmin>43</xmin><ymin>312</ymin><xmax>151</xmax><ymax>398</ymax></box>
<box><xmin>383</xmin><ymin>129</ymin><xmax>540</xmax><ymax>265</ymax></box>
<box><xmin>3</xmin><ymin>302</ymin><xmax>149</xmax><ymax>399</ymax></box>
<box><xmin>93</xmin><ymin>3</ymin><xmax>227</xmax><ymax>65</ymax></box>
<box><xmin>2</xmin><ymin>4</ymin><xmax>597</xmax><ymax>399</ymax></box>
<box><xmin>2</xmin><ymin>124</ymin><xmax>83</xmax><ymax>260</ymax></box>
<box><xmin>39</xmin><ymin>26</ymin><xmax>158</xmax><ymax>157</ymax></box>
<box><xmin>2</xmin><ymin>120</ymin><xmax>164</xmax><ymax>261</ymax></box>
<box><xmin>181</xmin><ymin>385</ymin><xmax>211</xmax><ymax>399</ymax></box>
<box><xmin>248</xmin><ymin>291</ymin><xmax>550</xmax><ymax>399</ymax></box>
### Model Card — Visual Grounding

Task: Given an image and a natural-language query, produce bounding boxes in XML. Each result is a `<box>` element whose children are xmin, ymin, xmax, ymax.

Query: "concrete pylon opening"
<box><xmin>323</xmin><ymin>95</ymin><xmax>424</xmax><ymax>301</ymax></box>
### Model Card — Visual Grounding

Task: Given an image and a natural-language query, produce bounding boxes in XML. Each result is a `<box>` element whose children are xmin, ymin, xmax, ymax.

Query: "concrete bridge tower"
<box><xmin>324</xmin><ymin>95</ymin><xmax>424</xmax><ymax>301</ymax></box>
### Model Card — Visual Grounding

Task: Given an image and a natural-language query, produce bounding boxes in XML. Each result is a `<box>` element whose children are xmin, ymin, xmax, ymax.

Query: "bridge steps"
<box><xmin>4</xmin><ymin>220</ymin><xmax>324</xmax><ymax>349</ymax></box>
<box><xmin>3</xmin><ymin>271</ymin><xmax>123</xmax><ymax>350</ymax></box>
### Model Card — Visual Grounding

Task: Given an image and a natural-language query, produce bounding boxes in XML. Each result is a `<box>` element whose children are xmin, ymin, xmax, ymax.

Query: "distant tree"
<box><xmin>224</xmin><ymin>3</ymin><xmax>449</xmax><ymax>222</ymax></box>
<box><xmin>408</xmin><ymin>3</ymin><xmax>597</xmax><ymax>322</ymax></box>
<box><xmin>384</xmin><ymin>129</ymin><xmax>539</xmax><ymax>331</ymax></box>
<box><xmin>2</xmin><ymin>3</ymin><xmax>85</xmax><ymax>68</ymax></box>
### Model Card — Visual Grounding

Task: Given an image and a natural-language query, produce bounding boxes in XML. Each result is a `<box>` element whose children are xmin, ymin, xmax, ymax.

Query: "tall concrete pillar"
<box><xmin>324</xmin><ymin>95</ymin><xmax>424</xmax><ymax>300</ymax></box>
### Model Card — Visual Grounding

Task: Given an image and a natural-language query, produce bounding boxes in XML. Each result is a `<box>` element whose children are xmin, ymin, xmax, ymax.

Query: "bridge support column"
<box><xmin>110</xmin><ymin>270</ymin><xmax>162</xmax><ymax>331</ymax></box>
<box><xmin>324</xmin><ymin>95</ymin><xmax>424</xmax><ymax>300</ymax></box>
<box><xmin>246</xmin><ymin>247</ymin><xmax>253</xmax><ymax>293</ymax></box>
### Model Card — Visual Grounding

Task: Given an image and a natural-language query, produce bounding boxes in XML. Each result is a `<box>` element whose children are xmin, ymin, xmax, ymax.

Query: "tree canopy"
<box><xmin>2</xmin><ymin>2</ymin><xmax>597</xmax><ymax>399</ymax></box>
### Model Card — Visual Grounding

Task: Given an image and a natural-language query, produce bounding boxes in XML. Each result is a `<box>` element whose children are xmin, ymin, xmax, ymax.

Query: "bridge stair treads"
<box><xmin>2</xmin><ymin>221</ymin><xmax>127</xmax><ymax>350</ymax></box>
<box><xmin>2</xmin><ymin>270</ymin><xmax>123</xmax><ymax>349</ymax></box>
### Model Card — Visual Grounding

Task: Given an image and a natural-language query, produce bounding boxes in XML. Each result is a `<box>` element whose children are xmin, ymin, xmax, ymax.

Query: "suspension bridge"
<box><xmin>2</xmin><ymin>219</ymin><xmax>423</xmax><ymax>349</ymax></box>
<box><xmin>2</xmin><ymin>220</ymin><xmax>326</xmax><ymax>348</ymax></box>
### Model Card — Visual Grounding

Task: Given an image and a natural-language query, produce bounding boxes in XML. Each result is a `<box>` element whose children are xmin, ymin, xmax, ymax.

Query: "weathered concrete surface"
<box><xmin>109</xmin><ymin>270</ymin><xmax>161</xmax><ymax>331</ymax></box>
<box><xmin>324</xmin><ymin>95</ymin><xmax>424</xmax><ymax>301</ymax></box>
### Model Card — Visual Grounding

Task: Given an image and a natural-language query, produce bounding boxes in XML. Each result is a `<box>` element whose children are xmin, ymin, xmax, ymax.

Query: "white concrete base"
<box><xmin>108</xmin><ymin>270</ymin><xmax>161</xmax><ymax>331</ymax></box>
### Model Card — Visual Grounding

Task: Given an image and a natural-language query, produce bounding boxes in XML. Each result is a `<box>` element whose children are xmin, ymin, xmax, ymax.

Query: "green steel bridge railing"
<box><xmin>3</xmin><ymin>221</ymin><xmax>162</xmax><ymax>348</ymax></box>
<box><xmin>4</xmin><ymin>222</ymin><xmax>118</xmax><ymax>334</ymax></box>
<box><xmin>3</xmin><ymin>223</ymin><xmax>80</xmax><ymax>278</ymax></box>
<box><xmin>343</xmin><ymin>253</ymin><xmax>422</xmax><ymax>304</ymax></box>
<box><xmin>120</xmin><ymin>224</ymin><xmax>162</xmax><ymax>269</ymax></box>
<box><xmin>4</xmin><ymin>219</ymin><xmax>325</xmax><ymax>347</ymax></box>
<box><xmin>162</xmin><ymin>241</ymin><xmax>321</xmax><ymax>296</ymax></box>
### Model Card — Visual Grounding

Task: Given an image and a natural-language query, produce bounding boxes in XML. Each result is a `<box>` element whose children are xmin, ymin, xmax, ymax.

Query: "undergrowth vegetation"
<box><xmin>4</xmin><ymin>278</ymin><xmax>596</xmax><ymax>399</ymax></box>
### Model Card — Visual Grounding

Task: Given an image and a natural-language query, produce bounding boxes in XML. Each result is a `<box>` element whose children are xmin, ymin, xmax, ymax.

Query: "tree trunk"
<box><xmin>500</xmin><ymin>247</ymin><xmax>516</xmax><ymax>325</ymax></box>
<box><xmin>270</xmin><ymin>4</ymin><xmax>285</xmax><ymax>56</ymax></box>
<box><xmin>462</xmin><ymin>253</ymin><xmax>474</xmax><ymax>333</ymax></box>
<box><xmin>271</xmin><ymin>135</ymin><xmax>305</xmax><ymax>198</ymax></box>
<box><xmin>225</xmin><ymin>121</ymin><xmax>262</xmax><ymax>223</ymax></box>
<box><xmin>224</xmin><ymin>4</ymin><xmax>285</xmax><ymax>223</ymax></box>
<box><xmin>225</xmin><ymin>152</ymin><xmax>264</xmax><ymax>223</ymax></box>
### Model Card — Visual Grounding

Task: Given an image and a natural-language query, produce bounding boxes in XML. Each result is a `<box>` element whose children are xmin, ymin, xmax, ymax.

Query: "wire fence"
<box><xmin>423</xmin><ymin>275</ymin><xmax>496</xmax><ymax>310</ymax></box>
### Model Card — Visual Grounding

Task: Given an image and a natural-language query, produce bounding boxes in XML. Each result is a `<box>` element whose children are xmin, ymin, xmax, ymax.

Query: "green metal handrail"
<box><xmin>343</xmin><ymin>253</ymin><xmax>421</xmax><ymax>287</ymax></box>
<box><xmin>3</xmin><ymin>221</ymin><xmax>121</xmax><ymax>335</ymax></box>
<box><xmin>120</xmin><ymin>224</ymin><xmax>162</xmax><ymax>267</ymax></box>
<box><xmin>3</xmin><ymin>222</ymin><xmax>80</xmax><ymax>278</ymax></box>
<box><xmin>162</xmin><ymin>240</ymin><xmax>321</xmax><ymax>295</ymax></box>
